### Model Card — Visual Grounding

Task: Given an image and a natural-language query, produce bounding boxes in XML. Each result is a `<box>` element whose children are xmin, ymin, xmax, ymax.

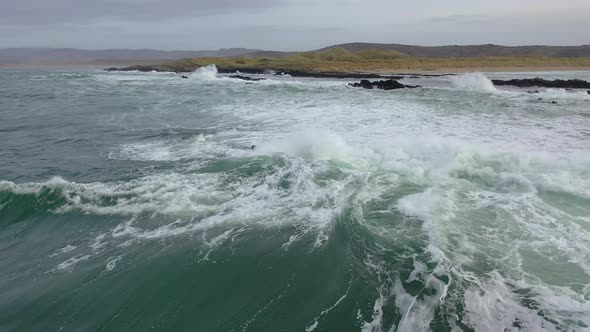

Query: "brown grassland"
<box><xmin>158</xmin><ymin>48</ymin><xmax>590</xmax><ymax>74</ymax></box>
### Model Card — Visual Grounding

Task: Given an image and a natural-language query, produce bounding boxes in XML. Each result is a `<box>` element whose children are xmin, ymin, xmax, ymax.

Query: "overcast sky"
<box><xmin>1</xmin><ymin>0</ymin><xmax>589</xmax><ymax>50</ymax></box>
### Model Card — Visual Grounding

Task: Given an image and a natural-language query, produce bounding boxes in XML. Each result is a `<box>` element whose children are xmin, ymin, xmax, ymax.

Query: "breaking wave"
<box><xmin>451</xmin><ymin>72</ymin><xmax>497</xmax><ymax>93</ymax></box>
<box><xmin>3</xmin><ymin>67</ymin><xmax>590</xmax><ymax>331</ymax></box>
<box><xmin>188</xmin><ymin>65</ymin><xmax>219</xmax><ymax>81</ymax></box>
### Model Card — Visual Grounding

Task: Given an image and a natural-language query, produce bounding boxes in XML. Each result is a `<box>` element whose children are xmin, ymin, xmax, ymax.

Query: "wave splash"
<box><xmin>451</xmin><ymin>72</ymin><xmax>497</xmax><ymax>93</ymax></box>
<box><xmin>256</xmin><ymin>129</ymin><xmax>351</xmax><ymax>161</ymax></box>
<box><xmin>188</xmin><ymin>65</ymin><xmax>219</xmax><ymax>81</ymax></box>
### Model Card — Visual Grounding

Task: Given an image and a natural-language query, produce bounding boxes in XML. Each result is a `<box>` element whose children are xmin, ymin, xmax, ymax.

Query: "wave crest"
<box><xmin>188</xmin><ymin>65</ymin><xmax>219</xmax><ymax>81</ymax></box>
<box><xmin>451</xmin><ymin>72</ymin><xmax>497</xmax><ymax>93</ymax></box>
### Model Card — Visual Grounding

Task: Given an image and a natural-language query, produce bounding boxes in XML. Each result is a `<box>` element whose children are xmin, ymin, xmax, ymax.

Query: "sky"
<box><xmin>1</xmin><ymin>0</ymin><xmax>589</xmax><ymax>51</ymax></box>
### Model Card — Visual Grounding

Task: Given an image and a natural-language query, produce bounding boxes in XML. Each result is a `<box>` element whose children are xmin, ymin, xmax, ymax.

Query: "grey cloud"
<box><xmin>0</xmin><ymin>0</ymin><xmax>589</xmax><ymax>50</ymax></box>
<box><xmin>0</xmin><ymin>0</ymin><xmax>281</xmax><ymax>25</ymax></box>
<box><xmin>426</xmin><ymin>15</ymin><xmax>497</xmax><ymax>24</ymax></box>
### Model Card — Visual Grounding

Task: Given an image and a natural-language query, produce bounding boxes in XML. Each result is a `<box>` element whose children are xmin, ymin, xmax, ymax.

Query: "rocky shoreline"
<box><xmin>349</xmin><ymin>79</ymin><xmax>420</xmax><ymax>90</ymax></box>
<box><xmin>105</xmin><ymin>65</ymin><xmax>166</xmax><ymax>72</ymax></box>
<box><xmin>103</xmin><ymin>65</ymin><xmax>453</xmax><ymax>80</ymax></box>
<box><xmin>104</xmin><ymin>65</ymin><xmax>590</xmax><ymax>92</ymax></box>
<box><xmin>491</xmin><ymin>78</ymin><xmax>590</xmax><ymax>89</ymax></box>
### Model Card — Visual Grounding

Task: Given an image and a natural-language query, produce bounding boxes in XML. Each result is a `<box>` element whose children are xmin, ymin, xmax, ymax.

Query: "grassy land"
<box><xmin>157</xmin><ymin>47</ymin><xmax>590</xmax><ymax>74</ymax></box>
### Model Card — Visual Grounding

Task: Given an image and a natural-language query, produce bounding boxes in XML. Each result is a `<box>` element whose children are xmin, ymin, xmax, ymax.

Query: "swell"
<box><xmin>0</xmin><ymin>180</ymin><xmax>70</xmax><ymax>229</ymax></box>
<box><xmin>2</xmin><ymin>122</ymin><xmax>590</xmax><ymax>330</ymax></box>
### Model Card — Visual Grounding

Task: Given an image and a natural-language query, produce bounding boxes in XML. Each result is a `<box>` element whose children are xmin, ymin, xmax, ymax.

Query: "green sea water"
<box><xmin>1</xmin><ymin>67</ymin><xmax>589</xmax><ymax>331</ymax></box>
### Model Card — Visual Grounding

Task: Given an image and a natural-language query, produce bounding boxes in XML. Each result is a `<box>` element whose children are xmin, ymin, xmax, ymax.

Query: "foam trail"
<box><xmin>451</xmin><ymin>72</ymin><xmax>497</xmax><ymax>93</ymax></box>
<box><xmin>537</xmin><ymin>88</ymin><xmax>590</xmax><ymax>100</ymax></box>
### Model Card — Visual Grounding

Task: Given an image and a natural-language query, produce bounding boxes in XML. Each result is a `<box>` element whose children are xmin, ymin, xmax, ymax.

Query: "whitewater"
<box><xmin>0</xmin><ymin>67</ymin><xmax>589</xmax><ymax>331</ymax></box>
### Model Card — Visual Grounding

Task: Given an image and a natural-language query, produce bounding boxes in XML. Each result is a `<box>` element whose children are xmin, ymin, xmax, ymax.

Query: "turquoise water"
<box><xmin>1</xmin><ymin>67</ymin><xmax>589</xmax><ymax>331</ymax></box>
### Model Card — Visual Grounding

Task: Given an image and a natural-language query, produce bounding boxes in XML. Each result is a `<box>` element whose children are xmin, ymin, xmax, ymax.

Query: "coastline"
<box><xmin>4</xmin><ymin>62</ymin><xmax>590</xmax><ymax>78</ymax></box>
<box><xmin>371</xmin><ymin>66</ymin><xmax>590</xmax><ymax>75</ymax></box>
<box><xmin>102</xmin><ymin>63</ymin><xmax>590</xmax><ymax>81</ymax></box>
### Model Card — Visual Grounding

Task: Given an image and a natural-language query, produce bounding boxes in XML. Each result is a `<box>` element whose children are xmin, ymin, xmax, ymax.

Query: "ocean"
<box><xmin>1</xmin><ymin>66</ymin><xmax>589</xmax><ymax>331</ymax></box>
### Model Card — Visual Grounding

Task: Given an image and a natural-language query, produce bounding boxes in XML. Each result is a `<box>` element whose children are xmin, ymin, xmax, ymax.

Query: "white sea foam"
<box><xmin>55</xmin><ymin>254</ymin><xmax>91</xmax><ymax>271</ymax></box>
<box><xmin>93</xmin><ymin>71</ymin><xmax>177</xmax><ymax>83</ymax></box>
<box><xmin>8</xmin><ymin>152</ymin><xmax>352</xmax><ymax>270</ymax></box>
<box><xmin>536</xmin><ymin>88</ymin><xmax>590</xmax><ymax>100</ymax></box>
<box><xmin>256</xmin><ymin>129</ymin><xmax>351</xmax><ymax>161</ymax></box>
<box><xmin>107</xmin><ymin>134</ymin><xmax>236</xmax><ymax>162</ymax></box>
<box><xmin>188</xmin><ymin>65</ymin><xmax>219</xmax><ymax>81</ymax></box>
<box><xmin>463</xmin><ymin>272</ymin><xmax>560</xmax><ymax>331</ymax></box>
<box><xmin>50</xmin><ymin>245</ymin><xmax>77</xmax><ymax>257</ymax></box>
<box><xmin>305</xmin><ymin>281</ymin><xmax>351</xmax><ymax>332</ymax></box>
<box><xmin>394</xmin><ymin>275</ymin><xmax>448</xmax><ymax>332</ymax></box>
<box><xmin>451</xmin><ymin>72</ymin><xmax>497</xmax><ymax>93</ymax></box>
<box><xmin>105</xmin><ymin>256</ymin><xmax>122</xmax><ymax>271</ymax></box>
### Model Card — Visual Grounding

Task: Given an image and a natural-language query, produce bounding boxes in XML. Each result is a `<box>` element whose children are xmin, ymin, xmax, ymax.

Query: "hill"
<box><xmin>320</xmin><ymin>43</ymin><xmax>590</xmax><ymax>58</ymax></box>
<box><xmin>243</xmin><ymin>43</ymin><xmax>590</xmax><ymax>59</ymax></box>
<box><xmin>5</xmin><ymin>44</ymin><xmax>590</xmax><ymax>66</ymax></box>
<box><xmin>140</xmin><ymin>46</ymin><xmax>590</xmax><ymax>74</ymax></box>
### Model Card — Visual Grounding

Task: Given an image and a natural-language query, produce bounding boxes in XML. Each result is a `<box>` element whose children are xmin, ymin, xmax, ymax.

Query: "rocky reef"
<box><xmin>104</xmin><ymin>65</ymin><xmax>164</xmax><ymax>72</ymax></box>
<box><xmin>228</xmin><ymin>75</ymin><xmax>265</xmax><ymax>81</ymax></box>
<box><xmin>349</xmin><ymin>79</ymin><xmax>420</xmax><ymax>90</ymax></box>
<box><xmin>492</xmin><ymin>78</ymin><xmax>590</xmax><ymax>89</ymax></box>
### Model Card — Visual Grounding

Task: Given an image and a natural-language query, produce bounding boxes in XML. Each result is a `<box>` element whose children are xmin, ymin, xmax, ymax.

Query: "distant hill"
<box><xmin>0</xmin><ymin>48</ymin><xmax>261</xmax><ymax>65</ymax></box>
<box><xmin>319</xmin><ymin>43</ymin><xmax>590</xmax><ymax>58</ymax></box>
<box><xmin>243</xmin><ymin>43</ymin><xmax>590</xmax><ymax>59</ymax></box>
<box><xmin>4</xmin><ymin>43</ymin><xmax>590</xmax><ymax>66</ymax></box>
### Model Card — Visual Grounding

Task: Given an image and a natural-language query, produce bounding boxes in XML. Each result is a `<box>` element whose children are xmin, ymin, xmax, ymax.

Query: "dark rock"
<box><xmin>228</xmin><ymin>75</ymin><xmax>265</xmax><ymax>81</ymax></box>
<box><xmin>218</xmin><ymin>67</ymin><xmax>404</xmax><ymax>79</ymax></box>
<box><xmin>278</xmin><ymin>71</ymin><xmax>404</xmax><ymax>80</ymax></box>
<box><xmin>349</xmin><ymin>79</ymin><xmax>420</xmax><ymax>90</ymax></box>
<box><xmin>551</xmin><ymin>101</ymin><xmax>558</xmax><ymax>104</ymax></box>
<box><xmin>587</xmin><ymin>90</ymin><xmax>590</xmax><ymax>95</ymax></box>
<box><xmin>512</xmin><ymin>318</ymin><xmax>522</xmax><ymax>329</ymax></box>
<box><xmin>181</xmin><ymin>75</ymin><xmax>188</xmax><ymax>79</ymax></box>
<box><xmin>356</xmin><ymin>80</ymin><xmax>374</xmax><ymax>89</ymax></box>
<box><xmin>105</xmin><ymin>65</ymin><xmax>167</xmax><ymax>72</ymax></box>
<box><xmin>492</xmin><ymin>78</ymin><xmax>590</xmax><ymax>89</ymax></box>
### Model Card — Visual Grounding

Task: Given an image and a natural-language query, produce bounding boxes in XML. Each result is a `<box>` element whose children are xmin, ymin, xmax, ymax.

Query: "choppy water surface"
<box><xmin>1</xmin><ymin>67</ymin><xmax>589</xmax><ymax>331</ymax></box>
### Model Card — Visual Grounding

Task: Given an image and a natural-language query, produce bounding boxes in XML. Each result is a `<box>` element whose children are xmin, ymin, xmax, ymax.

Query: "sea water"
<box><xmin>0</xmin><ymin>66</ymin><xmax>589</xmax><ymax>331</ymax></box>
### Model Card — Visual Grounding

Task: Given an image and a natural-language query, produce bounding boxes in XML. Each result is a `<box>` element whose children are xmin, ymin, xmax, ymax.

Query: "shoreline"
<box><xmin>102</xmin><ymin>63</ymin><xmax>590</xmax><ymax>81</ymax></box>
<box><xmin>372</xmin><ymin>66</ymin><xmax>590</xmax><ymax>75</ymax></box>
<box><xmin>4</xmin><ymin>63</ymin><xmax>590</xmax><ymax>81</ymax></box>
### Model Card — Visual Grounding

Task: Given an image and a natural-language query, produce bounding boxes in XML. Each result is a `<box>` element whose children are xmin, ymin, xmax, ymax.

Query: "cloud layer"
<box><xmin>1</xmin><ymin>0</ymin><xmax>588</xmax><ymax>50</ymax></box>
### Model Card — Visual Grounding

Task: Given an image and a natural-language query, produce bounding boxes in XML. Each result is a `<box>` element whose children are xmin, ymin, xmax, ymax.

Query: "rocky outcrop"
<box><xmin>105</xmin><ymin>64</ymin><xmax>457</xmax><ymax>80</ymax></box>
<box><xmin>276</xmin><ymin>70</ymin><xmax>404</xmax><ymax>80</ymax></box>
<box><xmin>349</xmin><ymin>79</ymin><xmax>420</xmax><ymax>90</ymax></box>
<box><xmin>105</xmin><ymin>65</ymin><xmax>167</xmax><ymax>72</ymax></box>
<box><xmin>104</xmin><ymin>65</ymin><xmax>407</xmax><ymax>79</ymax></box>
<box><xmin>228</xmin><ymin>75</ymin><xmax>265</xmax><ymax>81</ymax></box>
<box><xmin>492</xmin><ymin>78</ymin><xmax>590</xmax><ymax>89</ymax></box>
<box><xmin>221</xmin><ymin>68</ymin><xmax>405</xmax><ymax>79</ymax></box>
